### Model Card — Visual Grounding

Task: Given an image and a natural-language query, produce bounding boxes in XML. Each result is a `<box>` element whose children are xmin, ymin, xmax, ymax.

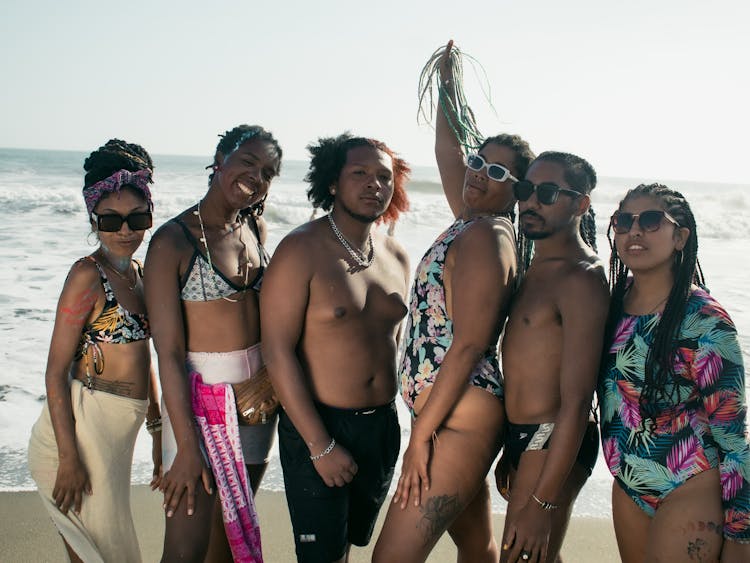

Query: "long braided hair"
<box><xmin>207</xmin><ymin>124</ymin><xmax>283</xmax><ymax>217</ymax></box>
<box><xmin>418</xmin><ymin>42</ymin><xmax>535</xmax><ymax>283</ymax></box>
<box><xmin>605</xmin><ymin>183</ymin><xmax>705</xmax><ymax>427</ymax></box>
<box><xmin>417</xmin><ymin>43</ymin><xmax>491</xmax><ymax>154</ymax></box>
<box><xmin>516</xmin><ymin>151</ymin><xmax>599</xmax><ymax>282</ymax></box>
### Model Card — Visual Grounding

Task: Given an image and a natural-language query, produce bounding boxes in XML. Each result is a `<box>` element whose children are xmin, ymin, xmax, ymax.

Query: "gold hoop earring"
<box><xmin>143</xmin><ymin>228</ymin><xmax>153</xmax><ymax>244</ymax></box>
<box><xmin>87</xmin><ymin>231</ymin><xmax>99</xmax><ymax>246</ymax></box>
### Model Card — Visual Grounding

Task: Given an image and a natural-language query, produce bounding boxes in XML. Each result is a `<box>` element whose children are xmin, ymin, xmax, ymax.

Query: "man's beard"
<box><xmin>519</xmin><ymin>211</ymin><xmax>550</xmax><ymax>240</ymax></box>
<box><xmin>336</xmin><ymin>199</ymin><xmax>384</xmax><ymax>224</ymax></box>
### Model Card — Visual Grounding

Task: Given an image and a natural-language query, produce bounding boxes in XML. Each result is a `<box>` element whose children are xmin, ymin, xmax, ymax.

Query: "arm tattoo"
<box><xmin>417</xmin><ymin>494</ymin><xmax>460</xmax><ymax>545</ymax></box>
<box><xmin>60</xmin><ymin>286</ymin><xmax>98</xmax><ymax>325</ymax></box>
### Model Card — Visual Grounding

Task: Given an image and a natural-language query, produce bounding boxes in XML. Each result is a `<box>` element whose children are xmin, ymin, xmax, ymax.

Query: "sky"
<box><xmin>1</xmin><ymin>0</ymin><xmax>748</xmax><ymax>184</ymax></box>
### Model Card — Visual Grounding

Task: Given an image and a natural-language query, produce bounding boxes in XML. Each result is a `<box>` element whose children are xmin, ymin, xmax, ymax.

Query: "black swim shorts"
<box><xmin>505</xmin><ymin>419</ymin><xmax>599</xmax><ymax>475</ymax></box>
<box><xmin>278</xmin><ymin>400</ymin><xmax>400</xmax><ymax>563</ymax></box>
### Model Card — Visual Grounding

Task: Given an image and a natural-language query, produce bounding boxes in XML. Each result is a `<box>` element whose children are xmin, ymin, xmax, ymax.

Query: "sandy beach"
<box><xmin>1</xmin><ymin>485</ymin><xmax>619</xmax><ymax>562</ymax></box>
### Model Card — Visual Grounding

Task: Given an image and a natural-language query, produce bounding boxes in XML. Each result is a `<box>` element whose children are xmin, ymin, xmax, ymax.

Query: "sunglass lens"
<box><xmin>127</xmin><ymin>212</ymin><xmax>153</xmax><ymax>231</ymax></box>
<box><xmin>639</xmin><ymin>211</ymin><xmax>664</xmax><ymax>232</ymax></box>
<box><xmin>613</xmin><ymin>213</ymin><xmax>634</xmax><ymax>234</ymax></box>
<box><xmin>487</xmin><ymin>165</ymin><xmax>509</xmax><ymax>182</ymax></box>
<box><xmin>536</xmin><ymin>184</ymin><xmax>562</xmax><ymax>205</ymax></box>
<box><xmin>466</xmin><ymin>154</ymin><xmax>483</xmax><ymax>171</ymax></box>
<box><xmin>513</xmin><ymin>181</ymin><xmax>534</xmax><ymax>201</ymax></box>
<box><xmin>98</xmin><ymin>215</ymin><xmax>124</xmax><ymax>232</ymax></box>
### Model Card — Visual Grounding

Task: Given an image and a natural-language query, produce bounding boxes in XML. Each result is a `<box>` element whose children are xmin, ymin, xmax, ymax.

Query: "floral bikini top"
<box><xmin>76</xmin><ymin>257</ymin><xmax>150</xmax><ymax>359</ymax></box>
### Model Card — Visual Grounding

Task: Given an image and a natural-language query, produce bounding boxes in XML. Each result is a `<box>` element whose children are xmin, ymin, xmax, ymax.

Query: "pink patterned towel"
<box><xmin>190</xmin><ymin>372</ymin><xmax>263</xmax><ymax>563</ymax></box>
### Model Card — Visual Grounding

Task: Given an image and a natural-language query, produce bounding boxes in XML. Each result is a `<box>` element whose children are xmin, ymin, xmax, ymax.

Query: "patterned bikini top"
<box><xmin>77</xmin><ymin>257</ymin><xmax>150</xmax><ymax>357</ymax></box>
<box><xmin>174</xmin><ymin>215</ymin><xmax>269</xmax><ymax>302</ymax></box>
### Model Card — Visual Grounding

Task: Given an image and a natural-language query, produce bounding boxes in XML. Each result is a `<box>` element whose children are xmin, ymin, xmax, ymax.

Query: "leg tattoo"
<box><xmin>686</xmin><ymin>537</ymin><xmax>707</xmax><ymax>562</ymax></box>
<box><xmin>417</xmin><ymin>494</ymin><xmax>460</xmax><ymax>545</ymax></box>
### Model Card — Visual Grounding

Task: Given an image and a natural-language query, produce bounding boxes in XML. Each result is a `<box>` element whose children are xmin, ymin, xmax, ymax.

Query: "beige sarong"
<box><xmin>27</xmin><ymin>379</ymin><xmax>147</xmax><ymax>563</ymax></box>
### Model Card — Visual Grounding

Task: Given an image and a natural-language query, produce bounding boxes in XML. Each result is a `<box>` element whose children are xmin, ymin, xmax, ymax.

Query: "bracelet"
<box><xmin>145</xmin><ymin>417</ymin><xmax>162</xmax><ymax>435</ymax></box>
<box><xmin>310</xmin><ymin>438</ymin><xmax>336</xmax><ymax>462</ymax></box>
<box><xmin>531</xmin><ymin>493</ymin><xmax>558</xmax><ymax>511</ymax></box>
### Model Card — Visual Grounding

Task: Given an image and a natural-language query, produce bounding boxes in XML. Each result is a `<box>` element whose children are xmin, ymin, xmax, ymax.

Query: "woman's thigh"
<box><xmin>611</xmin><ymin>480</ymin><xmax>650</xmax><ymax>563</ymax></box>
<box><xmin>374</xmin><ymin>422</ymin><xmax>501</xmax><ymax>562</ymax></box>
<box><xmin>647</xmin><ymin>469</ymin><xmax>723</xmax><ymax>562</ymax></box>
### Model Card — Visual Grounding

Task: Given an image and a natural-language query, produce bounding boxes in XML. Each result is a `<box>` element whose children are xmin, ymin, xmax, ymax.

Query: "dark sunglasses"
<box><xmin>610</xmin><ymin>210</ymin><xmax>679</xmax><ymax>234</ymax></box>
<box><xmin>91</xmin><ymin>211</ymin><xmax>153</xmax><ymax>232</ymax></box>
<box><xmin>465</xmin><ymin>153</ymin><xmax>518</xmax><ymax>183</ymax></box>
<box><xmin>513</xmin><ymin>180</ymin><xmax>582</xmax><ymax>205</ymax></box>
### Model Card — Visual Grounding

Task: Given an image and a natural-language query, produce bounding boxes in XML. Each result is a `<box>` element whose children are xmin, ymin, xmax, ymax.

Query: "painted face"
<box><xmin>518</xmin><ymin>160</ymin><xmax>585</xmax><ymax>240</ymax></box>
<box><xmin>91</xmin><ymin>187</ymin><xmax>149</xmax><ymax>258</ymax></box>
<box><xmin>334</xmin><ymin>145</ymin><xmax>394</xmax><ymax>223</ymax></box>
<box><xmin>462</xmin><ymin>142</ymin><xmax>517</xmax><ymax>214</ymax></box>
<box><xmin>214</xmin><ymin>137</ymin><xmax>280</xmax><ymax>210</ymax></box>
<box><xmin>613</xmin><ymin>195</ymin><xmax>688</xmax><ymax>275</ymax></box>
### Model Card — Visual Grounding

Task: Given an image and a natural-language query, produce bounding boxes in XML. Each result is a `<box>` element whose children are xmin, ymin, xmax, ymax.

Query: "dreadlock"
<box><xmin>206</xmin><ymin>124</ymin><xmax>282</xmax><ymax>217</ymax></box>
<box><xmin>418</xmin><ymin>42</ymin><xmax>537</xmax><ymax>284</ymax></box>
<box><xmin>83</xmin><ymin>139</ymin><xmax>153</xmax><ymax>189</ymax></box>
<box><xmin>417</xmin><ymin>43</ymin><xmax>491</xmax><ymax>154</ymax></box>
<box><xmin>304</xmin><ymin>132</ymin><xmax>410</xmax><ymax>224</ymax></box>
<box><xmin>605</xmin><ymin>183</ymin><xmax>705</xmax><ymax>429</ymax></box>
<box><xmin>515</xmin><ymin>151</ymin><xmax>599</xmax><ymax>283</ymax></box>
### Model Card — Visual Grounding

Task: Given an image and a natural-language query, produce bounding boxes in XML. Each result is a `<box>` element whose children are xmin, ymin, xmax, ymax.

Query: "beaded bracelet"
<box><xmin>531</xmin><ymin>493</ymin><xmax>558</xmax><ymax>511</ymax></box>
<box><xmin>310</xmin><ymin>438</ymin><xmax>336</xmax><ymax>462</ymax></box>
<box><xmin>145</xmin><ymin>417</ymin><xmax>162</xmax><ymax>435</ymax></box>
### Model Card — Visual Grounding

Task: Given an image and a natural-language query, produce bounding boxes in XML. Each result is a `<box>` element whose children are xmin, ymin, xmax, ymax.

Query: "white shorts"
<box><xmin>161</xmin><ymin>343</ymin><xmax>277</xmax><ymax>469</ymax></box>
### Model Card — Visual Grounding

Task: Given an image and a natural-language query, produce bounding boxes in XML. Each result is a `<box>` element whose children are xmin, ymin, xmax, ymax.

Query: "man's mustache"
<box><xmin>520</xmin><ymin>210</ymin><xmax>543</xmax><ymax>221</ymax></box>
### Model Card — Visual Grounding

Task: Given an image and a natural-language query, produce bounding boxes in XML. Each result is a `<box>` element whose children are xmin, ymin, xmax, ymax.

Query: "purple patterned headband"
<box><xmin>82</xmin><ymin>168</ymin><xmax>154</xmax><ymax>215</ymax></box>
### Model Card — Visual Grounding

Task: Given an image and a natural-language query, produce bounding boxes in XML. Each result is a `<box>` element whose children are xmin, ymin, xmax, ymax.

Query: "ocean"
<box><xmin>1</xmin><ymin>147</ymin><xmax>748</xmax><ymax>518</ymax></box>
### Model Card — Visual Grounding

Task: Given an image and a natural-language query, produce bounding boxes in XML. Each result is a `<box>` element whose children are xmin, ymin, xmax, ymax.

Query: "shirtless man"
<box><xmin>499</xmin><ymin>152</ymin><xmax>609</xmax><ymax>563</ymax></box>
<box><xmin>261</xmin><ymin>133</ymin><xmax>411</xmax><ymax>563</ymax></box>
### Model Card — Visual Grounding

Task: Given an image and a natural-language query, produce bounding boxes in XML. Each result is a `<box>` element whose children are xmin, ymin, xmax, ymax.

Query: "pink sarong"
<box><xmin>190</xmin><ymin>372</ymin><xmax>263</xmax><ymax>563</ymax></box>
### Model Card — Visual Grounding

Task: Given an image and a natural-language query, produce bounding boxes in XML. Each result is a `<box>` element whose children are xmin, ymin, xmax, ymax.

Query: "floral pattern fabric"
<box><xmin>398</xmin><ymin>219</ymin><xmax>504</xmax><ymax>416</ymax></box>
<box><xmin>599</xmin><ymin>287</ymin><xmax>750</xmax><ymax>541</ymax></box>
<box><xmin>78</xmin><ymin>257</ymin><xmax>149</xmax><ymax>355</ymax></box>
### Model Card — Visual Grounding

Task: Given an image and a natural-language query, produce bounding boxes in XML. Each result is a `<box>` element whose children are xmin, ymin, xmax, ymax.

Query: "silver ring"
<box><xmin>521</xmin><ymin>552</ymin><xmax>530</xmax><ymax>561</ymax></box>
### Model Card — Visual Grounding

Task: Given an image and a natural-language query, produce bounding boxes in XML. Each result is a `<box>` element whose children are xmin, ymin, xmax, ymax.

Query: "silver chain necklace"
<box><xmin>327</xmin><ymin>213</ymin><xmax>374</xmax><ymax>268</ymax></box>
<box><xmin>194</xmin><ymin>200</ymin><xmax>251</xmax><ymax>302</ymax></box>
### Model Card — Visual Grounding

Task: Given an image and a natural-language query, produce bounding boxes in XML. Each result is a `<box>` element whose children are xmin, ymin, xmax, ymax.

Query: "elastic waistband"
<box><xmin>186</xmin><ymin>342</ymin><xmax>262</xmax><ymax>360</ymax></box>
<box><xmin>314</xmin><ymin>399</ymin><xmax>396</xmax><ymax>416</ymax></box>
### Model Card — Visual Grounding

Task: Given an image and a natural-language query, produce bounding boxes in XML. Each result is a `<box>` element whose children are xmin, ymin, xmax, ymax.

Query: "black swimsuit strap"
<box><xmin>172</xmin><ymin>217</ymin><xmax>204</xmax><ymax>253</ymax></box>
<box><xmin>246</xmin><ymin>213</ymin><xmax>270</xmax><ymax>267</ymax></box>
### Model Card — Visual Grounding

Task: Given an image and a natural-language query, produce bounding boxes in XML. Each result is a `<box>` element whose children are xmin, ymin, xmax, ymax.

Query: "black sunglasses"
<box><xmin>513</xmin><ymin>180</ymin><xmax>582</xmax><ymax>205</ymax></box>
<box><xmin>610</xmin><ymin>210</ymin><xmax>679</xmax><ymax>234</ymax></box>
<box><xmin>91</xmin><ymin>211</ymin><xmax>153</xmax><ymax>232</ymax></box>
<box><xmin>465</xmin><ymin>153</ymin><xmax>518</xmax><ymax>182</ymax></box>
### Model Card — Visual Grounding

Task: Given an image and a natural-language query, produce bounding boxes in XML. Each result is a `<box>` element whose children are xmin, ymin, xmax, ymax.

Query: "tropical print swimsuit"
<box><xmin>599</xmin><ymin>287</ymin><xmax>750</xmax><ymax>541</ymax></box>
<box><xmin>399</xmin><ymin>218</ymin><xmax>504</xmax><ymax>416</ymax></box>
<box><xmin>76</xmin><ymin>257</ymin><xmax>150</xmax><ymax>388</ymax></box>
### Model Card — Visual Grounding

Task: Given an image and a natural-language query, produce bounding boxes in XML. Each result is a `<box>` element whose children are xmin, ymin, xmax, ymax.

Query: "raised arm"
<box><xmin>396</xmin><ymin>219</ymin><xmax>515</xmax><ymax>507</ymax></box>
<box><xmin>434</xmin><ymin>40</ymin><xmax>468</xmax><ymax>219</ymax></box>
<box><xmin>505</xmin><ymin>267</ymin><xmax>609</xmax><ymax>563</ymax></box>
<box><xmin>260</xmin><ymin>232</ymin><xmax>358</xmax><ymax>487</ymax></box>
<box><xmin>45</xmin><ymin>259</ymin><xmax>101</xmax><ymax>514</ymax></box>
<box><xmin>144</xmin><ymin>224</ymin><xmax>211</xmax><ymax>517</ymax></box>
